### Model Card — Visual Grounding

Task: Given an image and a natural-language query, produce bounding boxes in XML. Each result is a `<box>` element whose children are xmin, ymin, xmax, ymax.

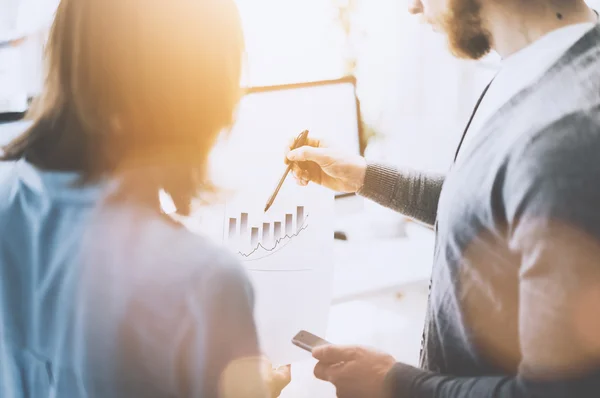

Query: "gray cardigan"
<box><xmin>358</xmin><ymin>23</ymin><xmax>600</xmax><ymax>398</ymax></box>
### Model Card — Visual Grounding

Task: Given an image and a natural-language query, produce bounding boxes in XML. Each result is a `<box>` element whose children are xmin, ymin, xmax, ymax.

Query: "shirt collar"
<box><xmin>501</xmin><ymin>21</ymin><xmax>597</xmax><ymax>70</ymax></box>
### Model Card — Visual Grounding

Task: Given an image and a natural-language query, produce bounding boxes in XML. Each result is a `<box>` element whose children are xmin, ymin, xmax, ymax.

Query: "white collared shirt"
<box><xmin>457</xmin><ymin>22</ymin><xmax>597</xmax><ymax>162</ymax></box>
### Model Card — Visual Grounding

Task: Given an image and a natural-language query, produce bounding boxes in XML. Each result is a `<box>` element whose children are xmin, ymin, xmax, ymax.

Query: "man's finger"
<box><xmin>291</xmin><ymin>176</ymin><xmax>309</xmax><ymax>186</ymax></box>
<box><xmin>287</xmin><ymin>136</ymin><xmax>323</xmax><ymax>151</ymax></box>
<box><xmin>286</xmin><ymin>136</ymin><xmax>325</xmax><ymax>165</ymax></box>
<box><xmin>291</xmin><ymin>164</ymin><xmax>304</xmax><ymax>177</ymax></box>
<box><xmin>313</xmin><ymin>361</ymin><xmax>329</xmax><ymax>381</ymax></box>
<box><xmin>292</xmin><ymin>164</ymin><xmax>312</xmax><ymax>179</ymax></box>
<box><xmin>314</xmin><ymin>361</ymin><xmax>347</xmax><ymax>382</ymax></box>
<box><xmin>305</xmin><ymin>137</ymin><xmax>322</xmax><ymax>149</ymax></box>
<box><xmin>288</xmin><ymin>136</ymin><xmax>322</xmax><ymax>149</ymax></box>
<box><xmin>300</xmin><ymin>169</ymin><xmax>310</xmax><ymax>181</ymax></box>
<box><xmin>312</xmin><ymin>345</ymin><xmax>360</xmax><ymax>364</ymax></box>
<box><xmin>291</xmin><ymin>166</ymin><xmax>308</xmax><ymax>185</ymax></box>
<box><xmin>287</xmin><ymin>147</ymin><xmax>330</xmax><ymax>164</ymax></box>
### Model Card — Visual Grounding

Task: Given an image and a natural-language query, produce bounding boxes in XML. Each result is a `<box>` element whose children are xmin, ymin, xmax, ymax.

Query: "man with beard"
<box><xmin>284</xmin><ymin>0</ymin><xmax>600</xmax><ymax>397</ymax></box>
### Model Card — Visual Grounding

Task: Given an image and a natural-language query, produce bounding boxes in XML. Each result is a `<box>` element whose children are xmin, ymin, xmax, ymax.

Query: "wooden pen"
<box><xmin>264</xmin><ymin>130</ymin><xmax>309</xmax><ymax>212</ymax></box>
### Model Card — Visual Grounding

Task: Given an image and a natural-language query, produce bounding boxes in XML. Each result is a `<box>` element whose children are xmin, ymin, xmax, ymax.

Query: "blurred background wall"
<box><xmin>3</xmin><ymin>0</ymin><xmax>600</xmax><ymax>171</ymax></box>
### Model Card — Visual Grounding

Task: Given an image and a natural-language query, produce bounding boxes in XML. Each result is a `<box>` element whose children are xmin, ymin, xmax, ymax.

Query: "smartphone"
<box><xmin>291</xmin><ymin>330</ymin><xmax>330</xmax><ymax>352</ymax></box>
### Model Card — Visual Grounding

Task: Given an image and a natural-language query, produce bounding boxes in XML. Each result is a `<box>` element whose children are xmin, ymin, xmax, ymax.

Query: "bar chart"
<box><xmin>226</xmin><ymin>206</ymin><xmax>308</xmax><ymax>260</ymax></box>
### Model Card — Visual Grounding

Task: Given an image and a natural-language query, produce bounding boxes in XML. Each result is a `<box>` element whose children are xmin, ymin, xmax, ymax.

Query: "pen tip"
<box><xmin>264</xmin><ymin>204</ymin><xmax>270</xmax><ymax>213</ymax></box>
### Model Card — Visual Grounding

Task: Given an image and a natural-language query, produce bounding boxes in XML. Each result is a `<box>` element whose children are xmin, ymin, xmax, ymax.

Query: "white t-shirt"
<box><xmin>457</xmin><ymin>22</ymin><xmax>597</xmax><ymax>162</ymax></box>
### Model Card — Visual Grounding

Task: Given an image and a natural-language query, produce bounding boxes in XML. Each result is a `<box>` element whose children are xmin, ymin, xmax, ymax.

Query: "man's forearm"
<box><xmin>357</xmin><ymin>163</ymin><xmax>445</xmax><ymax>227</ymax></box>
<box><xmin>385</xmin><ymin>363</ymin><xmax>599</xmax><ymax>398</ymax></box>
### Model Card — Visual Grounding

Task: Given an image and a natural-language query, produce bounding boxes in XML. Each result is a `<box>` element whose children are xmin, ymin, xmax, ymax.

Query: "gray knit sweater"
<box><xmin>358</xmin><ymin>24</ymin><xmax>600</xmax><ymax>398</ymax></box>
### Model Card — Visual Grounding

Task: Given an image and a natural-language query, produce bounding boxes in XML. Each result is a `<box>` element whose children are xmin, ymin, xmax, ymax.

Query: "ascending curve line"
<box><xmin>238</xmin><ymin>214</ymin><xmax>309</xmax><ymax>261</ymax></box>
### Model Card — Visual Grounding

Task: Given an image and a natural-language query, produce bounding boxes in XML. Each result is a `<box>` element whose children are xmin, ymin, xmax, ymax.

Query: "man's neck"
<box><xmin>485</xmin><ymin>0</ymin><xmax>597</xmax><ymax>59</ymax></box>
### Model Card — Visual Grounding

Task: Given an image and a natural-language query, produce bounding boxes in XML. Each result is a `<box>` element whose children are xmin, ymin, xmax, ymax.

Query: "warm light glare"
<box><xmin>159</xmin><ymin>190</ymin><xmax>177</xmax><ymax>215</ymax></box>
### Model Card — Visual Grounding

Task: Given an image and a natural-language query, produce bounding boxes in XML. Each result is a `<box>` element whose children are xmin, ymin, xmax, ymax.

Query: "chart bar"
<box><xmin>240</xmin><ymin>213</ymin><xmax>248</xmax><ymax>237</ymax></box>
<box><xmin>228</xmin><ymin>218</ymin><xmax>236</xmax><ymax>238</ymax></box>
<box><xmin>251</xmin><ymin>227</ymin><xmax>259</xmax><ymax>247</ymax></box>
<box><xmin>262</xmin><ymin>223</ymin><xmax>270</xmax><ymax>245</ymax></box>
<box><xmin>274</xmin><ymin>222</ymin><xmax>282</xmax><ymax>240</ymax></box>
<box><xmin>285</xmin><ymin>214</ymin><xmax>293</xmax><ymax>236</ymax></box>
<box><xmin>296</xmin><ymin>206</ymin><xmax>304</xmax><ymax>231</ymax></box>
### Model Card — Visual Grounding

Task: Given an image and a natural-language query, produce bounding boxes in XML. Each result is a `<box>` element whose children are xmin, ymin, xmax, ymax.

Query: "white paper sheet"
<box><xmin>219</xmin><ymin>182</ymin><xmax>334</xmax><ymax>365</ymax></box>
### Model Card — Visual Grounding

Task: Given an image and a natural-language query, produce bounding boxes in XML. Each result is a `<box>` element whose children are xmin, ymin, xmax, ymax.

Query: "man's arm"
<box><xmin>384</xmin><ymin>112</ymin><xmax>600</xmax><ymax>397</ymax></box>
<box><xmin>357</xmin><ymin>162</ymin><xmax>445</xmax><ymax>227</ymax></box>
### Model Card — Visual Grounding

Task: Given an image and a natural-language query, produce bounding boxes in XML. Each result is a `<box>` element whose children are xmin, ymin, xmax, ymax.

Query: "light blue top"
<box><xmin>0</xmin><ymin>127</ymin><xmax>261</xmax><ymax>397</ymax></box>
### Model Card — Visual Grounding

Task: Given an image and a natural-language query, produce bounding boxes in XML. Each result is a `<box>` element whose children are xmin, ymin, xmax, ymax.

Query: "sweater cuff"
<box><xmin>357</xmin><ymin>162</ymin><xmax>402</xmax><ymax>207</ymax></box>
<box><xmin>384</xmin><ymin>362</ymin><xmax>433</xmax><ymax>398</ymax></box>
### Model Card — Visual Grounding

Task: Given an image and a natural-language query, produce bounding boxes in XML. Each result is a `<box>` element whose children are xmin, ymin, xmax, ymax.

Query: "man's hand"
<box><xmin>285</xmin><ymin>137</ymin><xmax>367</xmax><ymax>193</ymax></box>
<box><xmin>312</xmin><ymin>345</ymin><xmax>396</xmax><ymax>398</ymax></box>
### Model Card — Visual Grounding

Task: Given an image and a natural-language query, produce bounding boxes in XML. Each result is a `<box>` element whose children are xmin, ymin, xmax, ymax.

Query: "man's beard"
<box><xmin>437</xmin><ymin>0</ymin><xmax>493</xmax><ymax>60</ymax></box>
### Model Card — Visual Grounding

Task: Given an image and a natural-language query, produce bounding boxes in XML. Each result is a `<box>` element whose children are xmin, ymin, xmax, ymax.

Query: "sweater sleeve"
<box><xmin>357</xmin><ymin>162</ymin><xmax>445</xmax><ymax>227</ymax></box>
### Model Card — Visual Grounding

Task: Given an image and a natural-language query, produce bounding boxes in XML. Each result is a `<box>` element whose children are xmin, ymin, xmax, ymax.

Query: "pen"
<box><xmin>264</xmin><ymin>130</ymin><xmax>310</xmax><ymax>212</ymax></box>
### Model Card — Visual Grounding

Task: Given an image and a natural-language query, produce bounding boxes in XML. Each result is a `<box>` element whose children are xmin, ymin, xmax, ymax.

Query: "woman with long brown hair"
<box><xmin>0</xmin><ymin>0</ymin><xmax>290</xmax><ymax>396</ymax></box>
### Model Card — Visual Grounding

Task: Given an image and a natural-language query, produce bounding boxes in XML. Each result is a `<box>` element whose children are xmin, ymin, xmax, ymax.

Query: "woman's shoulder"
<box><xmin>83</xmin><ymin>204</ymin><xmax>251</xmax><ymax>295</ymax></box>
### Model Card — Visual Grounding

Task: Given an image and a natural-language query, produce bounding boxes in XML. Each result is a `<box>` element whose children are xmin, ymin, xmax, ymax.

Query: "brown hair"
<box><xmin>1</xmin><ymin>0</ymin><xmax>245</xmax><ymax>215</ymax></box>
<box><xmin>441</xmin><ymin>0</ymin><xmax>492</xmax><ymax>60</ymax></box>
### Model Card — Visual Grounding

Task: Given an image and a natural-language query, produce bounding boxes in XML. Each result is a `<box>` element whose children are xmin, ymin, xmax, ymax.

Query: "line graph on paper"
<box><xmin>223</xmin><ymin>205</ymin><xmax>313</xmax><ymax>271</ymax></box>
<box><xmin>238</xmin><ymin>215</ymin><xmax>309</xmax><ymax>260</ymax></box>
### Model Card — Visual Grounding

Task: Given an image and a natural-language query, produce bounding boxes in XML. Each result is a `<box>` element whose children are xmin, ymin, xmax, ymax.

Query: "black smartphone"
<box><xmin>291</xmin><ymin>330</ymin><xmax>330</xmax><ymax>352</ymax></box>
